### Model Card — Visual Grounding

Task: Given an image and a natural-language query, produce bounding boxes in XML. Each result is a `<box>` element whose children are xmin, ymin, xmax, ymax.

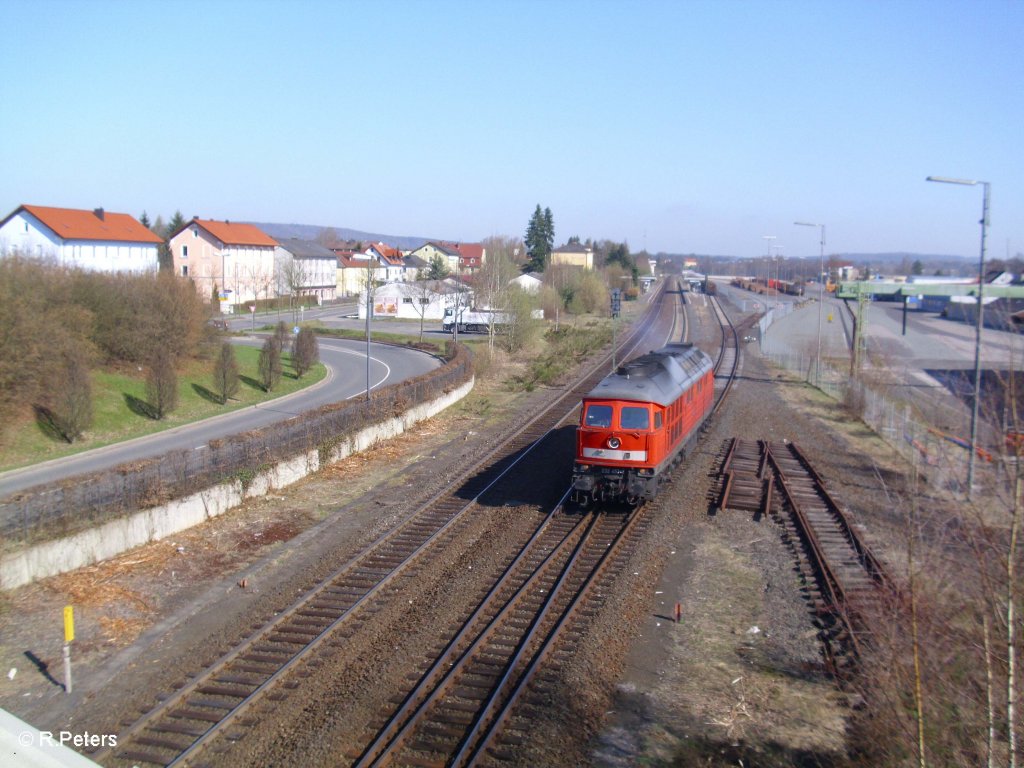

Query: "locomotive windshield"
<box><xmin>584</xmin><ymin>404</ymin><xmax>613</xmax><ymax>428</ymax></box>
<box><xmin>620</xmin><ymin>406</ymin><xmax>650</xmax><ymax>430</ymax></box>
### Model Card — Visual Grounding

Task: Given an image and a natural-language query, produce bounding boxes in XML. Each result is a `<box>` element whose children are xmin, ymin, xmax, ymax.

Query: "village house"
<box><xmin>551</xmin><ymin>242</ymin><xmax>594</xmax><ymax>270</ymax></box>
<box><xmin>274</xmin><ymin>238</ymin><xmax>338</xmax><ymax>304</ymax></box>
<box><xmin>168</xmin><ymin>218</ymin><xmax>278</xmax><ymax>310</ymax></box>
<box><xmin>365</xmin><ymin>242</ymin><xmax>406</xmax><ymax>282</ymax></box>
<box><xmin>0</xmin><ymin>204</ymin><xmax>161</xmax><ymax>271</ymax></box>
<box><xmin>441</xmin><ymin>241</ymin><xmax>486</xmax><ymax>273</ymax></box>
<box><xmin>358</xmin><ymin>279</ymin><xmax>467</xmax><ymax>322</ymax></box>
<box><xmin>511</xmin><ymin>271</ymin><xmax>543</xmax><ymax>294</ymax></box>
<box><xmin>335</xmin><ymin>249</ymin><xmax>374</xmax><ymax>297</ymax></box>
<box><xmin>409</xmin><ymin>242</ymin><xmax>462</xmax><ymax>274</ymax></box>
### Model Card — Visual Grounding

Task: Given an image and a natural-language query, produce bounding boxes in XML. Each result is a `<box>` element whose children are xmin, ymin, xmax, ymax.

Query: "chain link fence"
<box><xmin>759</xmin><ymin>341</ymin><xmax>969</xmax><ymax>492</ymax></box>
<box><xmin>1</xmin><ymin>343</ymin><xmax>471</xmax><ymax>549</ymax></box>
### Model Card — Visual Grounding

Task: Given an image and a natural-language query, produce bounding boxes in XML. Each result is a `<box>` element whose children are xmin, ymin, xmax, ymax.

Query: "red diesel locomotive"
<box><xmin>572</xmin><ymin>343</ymin><xmax>714</xmax><ymax>505</ymax></box>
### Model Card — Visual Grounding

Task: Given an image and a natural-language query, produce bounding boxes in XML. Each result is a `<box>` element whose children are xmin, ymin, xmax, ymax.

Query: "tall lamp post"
<box><xmin>355</xmin><ymin>253</ymin><xmax>375</xmax><ymax>400</ymax></box>
<box><xmin>927</xmin><ymin>175</ymin><xmax>990</xmax><ymax>499</ymax></box>
<box><xmin>762</xmin><ymin>235</ymin><xmax>776</xmax><ymax>299</ymax></box>
<box><xmin>794</xmin><ymin>221</ymin><xmax>826</xmax><ymax>386</ymax></box>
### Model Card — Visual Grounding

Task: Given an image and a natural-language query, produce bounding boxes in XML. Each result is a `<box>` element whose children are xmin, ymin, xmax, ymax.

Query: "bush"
<box><xmin>211</xmin><ymin>342</ymin><xmax>240</xmax><ymax>404</ymax></box>
<box><xmin>258</xmin><ymin>337</ymin><xmax>283</xmax><ymax>392</ymax></box>
<box><xmin>292</xmin><ymin>327</ymin><xmax>319</xmax><ymax>378</ymax></box>
<box><xmin>146</xmin><ymin>348</ymin><xmax>178</xmax><ymax>419</ymax></box>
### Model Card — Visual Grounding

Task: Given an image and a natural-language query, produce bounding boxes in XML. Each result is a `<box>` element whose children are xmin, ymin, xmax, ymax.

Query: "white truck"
<box><xmin>442</xmin><ymin>307</ymin><xmax>512</xmax><ymax>334</ymax></box>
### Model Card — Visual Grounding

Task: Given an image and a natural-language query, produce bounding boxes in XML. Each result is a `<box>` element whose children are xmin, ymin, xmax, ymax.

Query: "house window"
<box><xmin>402</xmin><ymin>297</ymin><xmax>413</xmax><ymax>304</ymax></box>
<box><xmin>181</xmin><ymin>265</ymin><xmax>188</xmax><ymax>276</ymax></box>
<box><xmin>182</xmin><ymin>245</ymin><xmax>188</xmax><ymax>258</ymax></box>
<box><xmin>191</xmin><ymin>228</ymin><xmax>198</xmax><ymax>238</ymax></box>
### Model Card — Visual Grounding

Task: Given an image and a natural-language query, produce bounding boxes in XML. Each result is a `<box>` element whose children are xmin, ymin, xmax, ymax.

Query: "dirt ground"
<box><xmin>0</xmin><ymin>293</ymin><xmax>932</xmax><ymax>766</ymax></box>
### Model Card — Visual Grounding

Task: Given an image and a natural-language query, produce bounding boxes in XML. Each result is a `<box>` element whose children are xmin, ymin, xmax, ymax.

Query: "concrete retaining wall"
<box><xmin>0</xmin><ymin>378</ymin><xmax>474</xmax><ymax>590</ymax></box>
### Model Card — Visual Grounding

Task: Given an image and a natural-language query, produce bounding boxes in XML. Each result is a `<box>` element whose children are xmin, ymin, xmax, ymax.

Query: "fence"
<box><xmin>759</xmin><ymin>344</ymin><xmax>971</xmax><ymax>492</ymax></box>
<box><xmin>0</xmin><ymin>343</ymin><xmax>472</xmax><ymax>549</ymax></box>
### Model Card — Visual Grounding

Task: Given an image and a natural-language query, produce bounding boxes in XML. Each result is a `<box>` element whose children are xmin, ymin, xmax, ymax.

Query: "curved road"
<box><xmin>0</xmin><ymin>337</ymin><xmax>443</xmax><ymax>497</ymax></box>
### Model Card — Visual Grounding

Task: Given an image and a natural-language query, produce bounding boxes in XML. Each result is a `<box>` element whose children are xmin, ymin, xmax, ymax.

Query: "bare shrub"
<box><xmin>50</xmin><ymin>349</ymin><xmax>94</xmax><ymax>441</ymax></box>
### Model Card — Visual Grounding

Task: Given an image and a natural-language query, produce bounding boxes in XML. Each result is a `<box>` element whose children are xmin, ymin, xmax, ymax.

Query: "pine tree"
<box><xmin>525</xmin><ymin>204</ymin><xmax>554</xmax><ymax>273</ymax></box>
<box><xmin>160</xmin><ymin>210</ymin><xmax>186</xmax><ymax>272</ymax></box>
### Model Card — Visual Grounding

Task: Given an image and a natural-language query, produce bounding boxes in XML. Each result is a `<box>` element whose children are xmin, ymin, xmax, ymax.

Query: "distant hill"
<box><xmin>246</xmin><ymin>221</ymin><xmax>437</xmax><ymax>252</ymax></box>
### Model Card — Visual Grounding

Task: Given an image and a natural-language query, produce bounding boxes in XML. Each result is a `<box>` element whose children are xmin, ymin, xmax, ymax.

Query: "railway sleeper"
<box><xmin>147</xmin><ymin>720</ymin><xmax>208</xmax><ymax>737</ymax></box>
<box><xmin>423</xmin><ymin>721</ymin><xmax>468</xmax><ymax>740</ymax></box>
<box><xmin>135</xmin><ymin>734</ymin><xmax>189</xmax><ymax>751</ymax></box>
<box><xmin>434</xmin><ymin>706</ymin><xmax>475</xmax><ymax>726</ymax></box>
<box><xmin>197</xmin><ymin>683</ymin><xmax>253</xmax><ymax>697</ymax></box>
<box><xmin>169</xmin><ymin>707</ymin><xmax>224</xmax><ymax>723</ymax></box>
<box><xmin>116</xmin><ymin>748</ymin><xmax>167</xmax><ymax>765</ymax></box>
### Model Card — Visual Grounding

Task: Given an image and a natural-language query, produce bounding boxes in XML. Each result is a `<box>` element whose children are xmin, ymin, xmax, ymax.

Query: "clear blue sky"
<box><xmin>2</xmin><ymin>0</ymin><xmax>1021</xmax><ymax>259</ymax></box>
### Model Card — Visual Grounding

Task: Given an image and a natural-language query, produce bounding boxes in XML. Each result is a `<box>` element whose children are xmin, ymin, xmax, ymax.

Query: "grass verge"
<box><xmin>0</xmin><ymin>346</ymin><xmax>326</xmax><ymax>472</ymax></box>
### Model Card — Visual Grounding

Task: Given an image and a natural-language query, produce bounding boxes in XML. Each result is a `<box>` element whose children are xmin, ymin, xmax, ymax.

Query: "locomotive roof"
<box><xmin>584</xmin><ymin>343</ymin><xmax>713</xmax><ymax>407</ymax></box>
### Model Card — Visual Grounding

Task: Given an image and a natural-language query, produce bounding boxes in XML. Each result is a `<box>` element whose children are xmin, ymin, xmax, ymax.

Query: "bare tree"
<box><xmin>405</xmin><ymin>280</ymin><xmax>442</xmax><ymax>343</ymax></box>
<box><xmin>476</xmin><ymin>242</ymin><xmax>521</xmax><ymax>351</ymax></box>
<box><xmin>277</xmin><ymin>255</ymin><xmax>312</xmax><ymax>323</ymax></box>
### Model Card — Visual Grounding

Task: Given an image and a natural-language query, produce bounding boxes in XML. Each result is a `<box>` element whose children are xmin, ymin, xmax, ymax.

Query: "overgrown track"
<box><xmin>95</xmin><ymin>281</ymin><xmax>681</xmax><ymax>767</ymax></box>
<box><xmin>717</xmin><ymin>438</ymin><xmax>894</xmax><ymax>674</ymax></box>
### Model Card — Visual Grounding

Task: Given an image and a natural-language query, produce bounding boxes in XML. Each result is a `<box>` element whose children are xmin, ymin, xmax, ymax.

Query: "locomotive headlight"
<box><xmin>607</xmin><ymin>437</ymin><xmax>621</xmax><ymax>449</ymax></box>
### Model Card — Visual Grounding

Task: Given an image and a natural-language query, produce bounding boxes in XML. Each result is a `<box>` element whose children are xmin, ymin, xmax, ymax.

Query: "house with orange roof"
<box><xmin>0</xmin><ymin>204</ymin><xmax>162</xmax><ymax>272</ymax></box>
<box><xmin>365</xmin><ymin>242</ymin><xmax>407</xmax><ymax>282</ymax></box>
<box><xmin>168</xmin><ymin>217</ymin><xmax>278</xmax><ymax>310</ymax></box>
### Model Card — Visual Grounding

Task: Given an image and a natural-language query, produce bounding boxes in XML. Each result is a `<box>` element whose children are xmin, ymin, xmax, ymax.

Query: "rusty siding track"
<box><xmin>95</xmin><ymin>281</ymin><xmax>683</xmax><ymax>767</ymax></box>
<box><xmin>718</xmin><ymin>437</ymin><xmax>894</xmax><ymax>674</ymax></box>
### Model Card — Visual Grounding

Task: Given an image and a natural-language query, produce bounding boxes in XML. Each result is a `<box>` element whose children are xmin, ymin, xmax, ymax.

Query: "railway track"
<box><xmin>718</xmin><ymin>438</ymin><xmax>893</xmax><ymax>673</ymax></box>
<box><xmin>709</xmin><ymin>294</ymin><xmax>740</xmax><ymax>412</ymax></box>
<box><xmin>95</xmin><ymin>280</ymin><xmax>686</xmax><ymax>767</ymax></box>
<box><xmin>352</xmin><ymin>500</ymin><xmax>643</xmax><ymax>767</ymax></box>
<box><xmin>344</xmin><ymin>286</ymin><xmax>744</xmax><ymax>767</ymax></box>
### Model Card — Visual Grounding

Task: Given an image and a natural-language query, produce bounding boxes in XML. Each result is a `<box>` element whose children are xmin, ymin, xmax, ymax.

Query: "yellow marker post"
<box><xmin>63</xmin><ymin>606</ymin><xmax>73</xmax><ymax>694</ymax></box>
<box><xmin>63</xmin><ymin>606</ymin><xmax>74</xmax><ymax>643</ymax></box>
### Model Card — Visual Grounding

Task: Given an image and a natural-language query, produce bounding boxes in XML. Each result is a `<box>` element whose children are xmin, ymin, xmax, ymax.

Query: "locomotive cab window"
<box><xmin>620</xmin><ymin>406</ymin><xmax>650</xmax><ymax>430</ymax></box>
<box><xmin>584</xmin><ymin>404</ymin><xmax>613</xmax><ymax>428</ymax></box>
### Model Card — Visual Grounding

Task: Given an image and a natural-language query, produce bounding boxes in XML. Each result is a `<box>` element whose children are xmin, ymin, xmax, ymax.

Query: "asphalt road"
<box><xmin>0</xmin><ymin>336</ymin><xmax>443</xmax><ymax>497</ymax></box>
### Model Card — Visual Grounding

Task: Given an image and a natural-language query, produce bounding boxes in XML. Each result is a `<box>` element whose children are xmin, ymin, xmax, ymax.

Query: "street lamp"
<box><xmin>770</xmin><ymin>245</ymin><xmax>784</xmax><ymax>306</ymax></box>
<box><xmin>762</xmin><ymin>235</ymin><xmax>776</xmax><ymax>297</ymax></box>
<box><xmin>926</xmin><ymin>175</ymin><xmax>990</xmax><ymax>498</ymax></box>
<box><xmin>354</xmin><ymin>253</ymin><xmax>376</xmax><ymax>400</ymax></box>
<box><xmin>794</xmin><ymin>221</ymin><xmax>826</xmax><ymax>386</ymax></box>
